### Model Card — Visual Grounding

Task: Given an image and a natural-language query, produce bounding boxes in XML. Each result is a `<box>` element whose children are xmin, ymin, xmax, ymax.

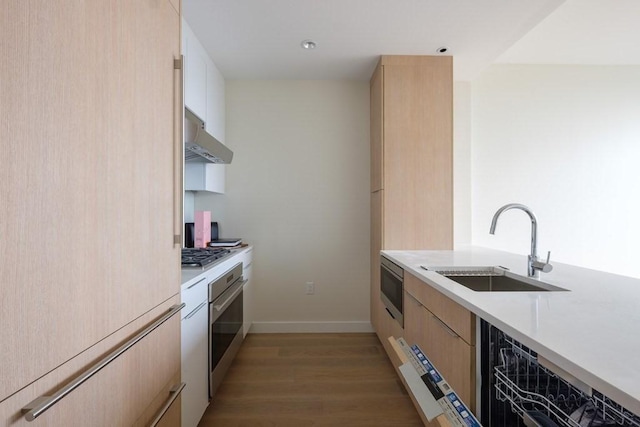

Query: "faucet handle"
<box><xmin>540</xmin><ymin>251</ymin><xmax>553</xmax><ymax>273</ymax></box>
<box><xmin>537</xmin><ymin>251</ymin><xmax>553</xmax><ymax>273</ymax></box>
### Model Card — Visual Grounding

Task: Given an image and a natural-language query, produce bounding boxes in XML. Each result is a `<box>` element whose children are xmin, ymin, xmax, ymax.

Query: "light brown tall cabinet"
<box><xmin>370</xmin><ymin>56</ymin><xmax>453</xmax><ymax>353</ymax></box>
<box><xmin>0</xmin><ymin>1</ymin><xmax>182</xmax><ymax>425</ymax></box>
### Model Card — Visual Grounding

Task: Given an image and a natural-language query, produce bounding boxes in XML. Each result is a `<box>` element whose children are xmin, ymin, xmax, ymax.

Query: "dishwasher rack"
<box><xmin>494</xmin><ymin>333</ymin><xmax>640</xmax><ymax>427</ymax></box>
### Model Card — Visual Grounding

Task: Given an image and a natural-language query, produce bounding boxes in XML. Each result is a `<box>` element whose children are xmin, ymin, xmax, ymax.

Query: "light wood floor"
<box><xmin>197</xmin><ymin>333</ymin><xmax>423</xmax><ymax>427</ymax></box>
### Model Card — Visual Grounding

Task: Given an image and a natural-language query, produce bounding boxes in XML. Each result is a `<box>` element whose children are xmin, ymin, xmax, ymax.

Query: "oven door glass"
<box><xmin>211</xmin><ymin>288</ymin><xmax>243</xmax><ymax>371</ymax></box>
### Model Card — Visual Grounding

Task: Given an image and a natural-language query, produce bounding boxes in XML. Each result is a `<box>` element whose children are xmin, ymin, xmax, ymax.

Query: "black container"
<box><xmin>184</xmin><ymin>221</ymin><xmax>219</xmax><ymax>248</ymax></box>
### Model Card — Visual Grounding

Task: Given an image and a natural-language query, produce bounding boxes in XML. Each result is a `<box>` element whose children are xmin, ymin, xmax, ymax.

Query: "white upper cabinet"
<box><xmin>205</xmin><ymin>46</ymin><xmax>226</xmax><ymax>142</ymax></box>
<box><xmin>182</xmin><ymin>19</ymin><xmax>227</xmax><ymax>193</ymax></box>
<box><xmin>183</xmin><ymin>22</ymin><xmax>207</xmax><ymax>120</ymax></box>
<box><xmin>185</xmin><ymin>162</ymin><xmax>225</xmax><ymax>193</ymax></box>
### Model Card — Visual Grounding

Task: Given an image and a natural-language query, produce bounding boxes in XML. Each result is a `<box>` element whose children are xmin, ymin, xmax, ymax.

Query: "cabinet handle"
<box><xmin>187</xmin><ymin>276</ymin><xmax>207</xmax><ymax>289</ymax></box>
<box><xmin>149</xmin><ymin>382</ymin><xmax>186</xmax><ymax>427</ymax></box>
<box><xmin>385</xmin><ymin>307</ymin><xmax>396</xmax><ymax>320</ymax></box>
<box><xmin>172</xmin><ymin>55</ymin><xmax>185</xmax><ymax>246</ymax></box>
<box><xmin>185</xmin><ymin>301</ymin><xmax>207</xmax><ymax>319</ymax></box>
<box><xmin>21</xmin><ymin>303</ymin><xmax>185</xmax><ymax>422</ymax></box>
<box><xmin>213</xmin><ymin>279</ymin><xmax>247</xmax><ymax>312</ymax></box>
<box><xmin>405</xmin><ymin>293</ymin><xmax>459</xmax><ymax>338</ymax></box>
<box><xmin>405</xmin><ymin>291</ymin><xmax>422</xmax><ymax>307</ymax></box>
<box><xmin>430</xmin><ymin>314</ymin><xmax>459</xmax><ymax>338</ymax></box>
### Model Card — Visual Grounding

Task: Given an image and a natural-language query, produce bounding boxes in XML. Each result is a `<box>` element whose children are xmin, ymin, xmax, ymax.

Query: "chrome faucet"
<box><xmin>489</xmin><ymin>203</ymin><xmax>553</xmax><ymax>278</ymax></box>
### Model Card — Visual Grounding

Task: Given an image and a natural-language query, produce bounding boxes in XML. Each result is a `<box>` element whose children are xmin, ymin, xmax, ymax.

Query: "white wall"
<box><xmin>471</xmin><ymin>64</ymin><xmax>640</xmax><ymax>278</ymax></box>
<box><xmin>196</xmin><ymin>80</ymin><xmax>372</xmax><ymax>332</ymax></box>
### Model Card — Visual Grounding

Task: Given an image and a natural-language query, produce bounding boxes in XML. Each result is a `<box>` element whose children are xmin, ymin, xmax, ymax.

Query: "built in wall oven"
<box><xmin>380</xmin><ymin>256</ymin><xmax>404</xmax><ymax>327</ymax></box>
<box><xmin>209</xmin><ymin>262</ymin><xmax>245</xmax><ymax>397</ymax></box>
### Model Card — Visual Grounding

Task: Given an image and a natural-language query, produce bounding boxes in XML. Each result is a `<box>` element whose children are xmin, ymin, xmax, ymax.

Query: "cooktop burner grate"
<box><xmin>181</xmin><ymin>248</ymin><xmax>231</xmax><ymax>267</ymax></box>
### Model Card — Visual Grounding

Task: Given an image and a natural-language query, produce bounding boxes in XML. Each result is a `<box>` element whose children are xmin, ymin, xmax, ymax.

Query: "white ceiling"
<box><xmin>183</xmin><ymin>0</ymin><xmax>640</xmax><ymax>82</ymax></box>
<box><xmin>496</xmin><ymin>0</ymin><xmax>640</xmax><ymax>66</ymax></box>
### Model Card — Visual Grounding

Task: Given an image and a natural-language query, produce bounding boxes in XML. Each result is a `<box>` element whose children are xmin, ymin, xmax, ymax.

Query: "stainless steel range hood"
<box><xmin>184</xmin><ymin>108</ymin><xmax>233</xmax><ymax>164</ymax></box>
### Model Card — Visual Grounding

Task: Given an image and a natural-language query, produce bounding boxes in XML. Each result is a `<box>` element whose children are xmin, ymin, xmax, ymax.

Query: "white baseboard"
<box><xmin>249</xmin><ymin>321</ymin><xmax>374</xmax><ymax>334</ymax></box>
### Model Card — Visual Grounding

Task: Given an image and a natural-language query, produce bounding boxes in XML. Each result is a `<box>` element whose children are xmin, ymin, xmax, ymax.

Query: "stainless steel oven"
<box><xmin>209</xmin><ymin>262</ymin><xmax>245</xmax><ymax>397</ymax></box>
<box><xmin>380</xmin><ymin>256</ymin><xmax>404</xmax><ymax>327</ymax></box>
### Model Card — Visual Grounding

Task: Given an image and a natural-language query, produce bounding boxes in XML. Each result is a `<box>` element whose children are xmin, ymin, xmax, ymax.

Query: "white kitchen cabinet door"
<box><xmin>206</xmin><ymin>51</ymin><xmax>226</xmax><ymax>142</ymax></box>
<box><xmin>181</xmin><ymin>296</ymin><xmax>210</xmax><ymax>427</ymax></box>
<box><xmin>183</xmin><ymin>21</ymin><xmax>207</xmax><ymax>120</ymax></box>
<box><xmin>242</xmin><ymin>278</ymin><xmax>253</xmax><ymax>338</ymax></box>
<box><xmin>185</xmin><ymin>162</ymin><xmax>226</xmax><ymax>193</ymax></box>
<box><xmin>242</xmin><ymin>248</ymin><xmax>254</xmax><ymax>337</ymax></box>
<box><xmin>182</xmin><ymin>20</ymin><xmax>227</xmax><ymax>193</ymax></box>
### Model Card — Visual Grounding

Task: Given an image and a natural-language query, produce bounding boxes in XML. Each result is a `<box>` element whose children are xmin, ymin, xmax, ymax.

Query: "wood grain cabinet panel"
<box><xmin>376</xmin><ymin>297</ymin><xmax>405</xmax><ymax>359</ymax></box>
<box><xmin>0</xmin><ymin>298</ymin><xmax>181</xmax><ymax>427</ymax></box>
<box><xmin>0</xmin><ymin>0</ymin><xmax>181</xmax><ymax>419</ymax></box>
<box><xmin>403</xmin><ymin>289</ymin><xmax>423</xmax><ymax>348</ymax></box>
<box><xmin>370</xmin><ymin>190</ymin><xmax>383</xmax><ymax>333</ymax></box>
<box><xmin>404</xmin><ymin>271</ymin><xmax>477</xmax><ymax>413</ymax></box>
<box><xmin>370</xmin><ymin>64</ymin><xmax>384</xmax><ymax>192</ymax></box>
<box><xmin>405</xmin><ymin>273</ymin><xmax>475</xmax><ymax>345</ymax></box>
<box><xmin>375</xmin><ymin>55</ymin><xmax>453</xmax><ymax>252</ymax></box>
<box><xmin>369</xmin><ymin>55</ymin><xmax>452</xmax><ymax>351</ymax></box>
<box><xmin>151</xmin><ymin>391</ymin><xmax>182</xmax><ymax>427</ymax></box>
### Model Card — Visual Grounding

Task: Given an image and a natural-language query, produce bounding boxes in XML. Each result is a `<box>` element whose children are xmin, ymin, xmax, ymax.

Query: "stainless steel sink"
<box><xmin>421</xmin><ymin>266</ymin><xmax>568</xmax><ymax>292</ymax></box>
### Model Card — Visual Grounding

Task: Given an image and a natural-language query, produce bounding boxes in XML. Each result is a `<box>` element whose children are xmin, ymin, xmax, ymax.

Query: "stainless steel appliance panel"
<box><xmin>380</xmin><ymin>256</ymin><xmax>404</xmax><ymax>327</ymax></box>
<box><xmin>208</xmin><ymin>262</ymin><xmax>245</xmax><ymax>397</ymax></box>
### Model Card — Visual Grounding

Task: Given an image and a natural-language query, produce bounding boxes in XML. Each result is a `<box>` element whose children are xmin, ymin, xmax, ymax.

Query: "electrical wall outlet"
<box><xmin>305</xmin><ymin>281</ymin><xmax>315</xmax><ymax>295</ymax></box>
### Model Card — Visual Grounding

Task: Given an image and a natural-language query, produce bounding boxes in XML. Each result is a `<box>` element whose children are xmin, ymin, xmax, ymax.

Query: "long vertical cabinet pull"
<box><xmin>148</xmin><ymin>382</ymin><xmax>186</xmax><ymax>427</ymax></box>
<box><xmin>173</xmin><ymin>55</ymin><xmax>185</xmax><ymax>246</ymax></box>
<box><xmin>21</xmin><ymin>304</ymin><xmax>185</xmax><ymax>422</ymax></box>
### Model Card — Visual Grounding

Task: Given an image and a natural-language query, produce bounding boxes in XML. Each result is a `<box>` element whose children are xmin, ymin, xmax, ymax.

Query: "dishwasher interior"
<box><xmin>481</xmin><ymin>320</ymin><xmax>640</xmax><ymax>427</ymax></box>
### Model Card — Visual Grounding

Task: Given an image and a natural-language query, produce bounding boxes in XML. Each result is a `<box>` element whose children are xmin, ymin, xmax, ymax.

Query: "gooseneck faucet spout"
<box><xmin>489</xmin><ymin>203</ymin><xmax>552</xmax><ymax>278</ymax></box>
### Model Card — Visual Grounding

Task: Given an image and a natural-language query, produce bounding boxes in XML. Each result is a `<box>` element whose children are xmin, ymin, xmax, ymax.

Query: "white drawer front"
<box><xmin>181</xmin><ymin>274</ymin><xmax>208</xmax><ymax>319</ymax></box>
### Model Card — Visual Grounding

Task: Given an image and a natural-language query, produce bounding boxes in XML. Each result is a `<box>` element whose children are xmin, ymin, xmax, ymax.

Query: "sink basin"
<box><xmin>421</xmin><ymin>266</ymin><xmax>568</xmax><ymax>292</ymax></box>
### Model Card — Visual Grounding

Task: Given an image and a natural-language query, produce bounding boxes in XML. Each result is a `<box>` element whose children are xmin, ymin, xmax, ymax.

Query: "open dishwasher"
<box><xmin>480</xmin><ymin>320</ymin><xmax>640</xmax><ymax>427</ymax></box>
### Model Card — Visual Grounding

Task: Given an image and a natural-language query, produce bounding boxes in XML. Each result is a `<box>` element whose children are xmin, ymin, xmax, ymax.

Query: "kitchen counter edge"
<box><xmin>181</xmin><ymin>246</ymin><xmax>253</xmax><ymax>289</ymax></box>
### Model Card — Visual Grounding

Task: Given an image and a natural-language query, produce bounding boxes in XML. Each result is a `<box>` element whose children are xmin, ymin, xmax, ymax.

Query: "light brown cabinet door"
<box><xmin>151</xmin><ymin>392</ymin><xmax>182</xmax><ymax>427</ymax></box>
<box><xmin>369</xmin><ymin>56</ymin><xmax>453</xmax><ymax>343</ymax></box>
<box><xmin>405</xmin><ymin>273</ymin><xmax>475</xmax><ymax>344</ymax></box>
<box><xmin>404</xmin><ymin>278</ymin><xmax>476</xmax><ymax>413</ymax></box>
<box><xmin>0</xmin><ymin>297</ymin><xmax>181</xmax><ymax>427</ymax></box>
<box><xmin>376</xmin><ymin>297</ymin><xmax>404</xmax><ymax>358</ymax></box>
<box><xmin>422</xmin><ymin>307</ymin><xmax>475</xmax><ymax>413</ymax></box>
<box><xmin>403</xmin><ymin>292</ymin><xmax>475</xmax><ymax>415</ymax></box>
<box><xmin>136</xmin><ymin>374</ymin><xmax>183</xmax><ymax>427</ymax></box>
<box><xmin>0</xmin><ymin>0</ymin><xmax>180</xmax><ymax>401</ymax></box>
<box><xmin>382</xmin><ymin>56</ymin><xmax>453</xmax><ymax>250</ymax></box>
<box><xmin>370</xmin><ymin>64</ymin><xmax>384</xmax><ymax>192</ymax></box>
<box><xmin>370</xmin><ymin>190</ymin><xmax>383</xmax><ymax>332</ymax></box>
<box><xmin>372</xmin><ymin>55</ymin><xmax>456</xmax><ymax>427</ymax></box>
<box><xmin>403</xmin><ymin>291</ymin><xmax>424</xmax><ymax>349</ymax></box>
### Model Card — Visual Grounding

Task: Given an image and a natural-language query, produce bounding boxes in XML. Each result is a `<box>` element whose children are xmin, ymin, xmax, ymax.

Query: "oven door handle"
<box><xmin>212</xmin><ymin>279</ymin><xmax>247</xmax><ymax>313</ymax></box>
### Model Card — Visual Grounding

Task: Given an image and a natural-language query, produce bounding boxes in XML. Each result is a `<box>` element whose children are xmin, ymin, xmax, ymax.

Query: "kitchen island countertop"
<box><xmin>382</xmin><ymin>246</ymin><xmax>640</xmax><ymax>415</ymax></box>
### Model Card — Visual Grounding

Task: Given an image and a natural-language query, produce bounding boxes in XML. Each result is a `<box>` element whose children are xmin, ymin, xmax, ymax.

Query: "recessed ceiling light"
<box><xmin>301</xmin><ymin>40</ymin><xmax>317</xmax><ymax>50</ymax></box>
<box><xmin>436</xmin><ymin>46</ymin><xmax>449</xmax><ymax>54</ymax></box>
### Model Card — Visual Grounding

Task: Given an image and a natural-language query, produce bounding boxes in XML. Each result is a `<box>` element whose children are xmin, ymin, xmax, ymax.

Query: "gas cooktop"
<box><xmin>181</xmin><ymin>248</ymin><xmax>231</xmax><ymax>268</ymax></box>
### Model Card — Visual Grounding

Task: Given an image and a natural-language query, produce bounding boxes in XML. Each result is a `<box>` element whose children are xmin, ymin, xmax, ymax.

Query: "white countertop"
<box><xmin>382</xmin><ymin>247</ymin><xmax>640</xmax><ymax>415</ymax></box>
<box><xmin>181</xmin><ymin>246</ymin><xmax>252</xmax><ymax>289</ymax></box>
